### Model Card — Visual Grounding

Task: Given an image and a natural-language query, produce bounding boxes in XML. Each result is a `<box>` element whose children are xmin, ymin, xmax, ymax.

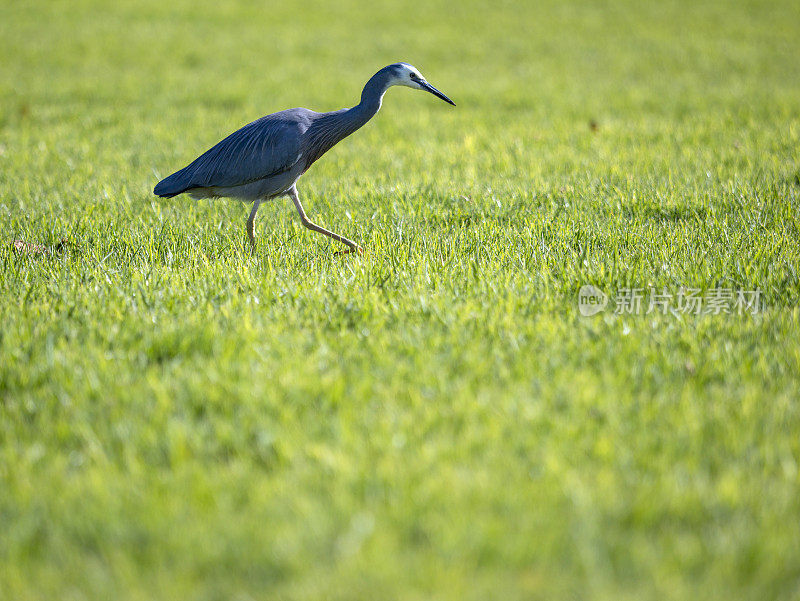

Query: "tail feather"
<box><xmin>153</xmin><ymin>168</ymin><xmax>193</xmax><ymax>198</ymax></box>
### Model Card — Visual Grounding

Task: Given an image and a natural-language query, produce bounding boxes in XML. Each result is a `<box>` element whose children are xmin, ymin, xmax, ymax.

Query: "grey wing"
<box><xmin>154</xmin><ymin>113</ymin><xmax>305</xmax><ymax>197</ymax></box>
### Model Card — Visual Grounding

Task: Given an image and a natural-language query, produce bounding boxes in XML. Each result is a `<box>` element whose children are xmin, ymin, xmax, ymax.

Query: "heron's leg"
<box><xmin>287</xmin><ymin>187</ymin><xmax>362</xmax><ymax>255</ymax></box>
<box><xmin>246</xmin><ymin>200</ymin><xmax>261</xmax><ymax>253</ymax></box>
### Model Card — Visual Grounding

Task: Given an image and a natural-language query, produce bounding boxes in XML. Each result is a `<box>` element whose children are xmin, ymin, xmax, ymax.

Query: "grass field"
<box><xmin>2</xmin><ymin>0</ymin><xmax>800</xmax><ymax>599</ymax></box>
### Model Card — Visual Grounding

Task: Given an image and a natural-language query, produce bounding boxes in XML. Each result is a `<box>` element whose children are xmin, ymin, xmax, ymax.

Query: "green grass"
<box><xmin>2</xmin><ymin>0</ymin><xmax>800</xmax><ymax>599</ymax></box>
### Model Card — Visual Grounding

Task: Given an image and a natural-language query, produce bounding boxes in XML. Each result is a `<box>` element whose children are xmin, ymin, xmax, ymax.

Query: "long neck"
<box><xmin>302</xmin><ymin>68</ymin><xmax>392</xmax><ymax>170</ymax></box>
<box><xmin>326</xmin><ymin>68</ymin><xmax>391</xmax><ymax>136</ymax></box>
<box><xmin>355</xmin><ymin>67</ymin><xmax>392</xmax><ymax>121</ymax></box>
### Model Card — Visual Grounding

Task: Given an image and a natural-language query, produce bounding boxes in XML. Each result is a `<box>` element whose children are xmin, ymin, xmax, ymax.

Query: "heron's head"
<box><xmin>388</xmin><ymin>63</ymin><xmax>456</xmax><ymax>106</ymax></box>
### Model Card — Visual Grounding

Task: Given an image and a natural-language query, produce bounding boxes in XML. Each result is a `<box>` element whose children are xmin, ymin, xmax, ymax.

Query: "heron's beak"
<box><xmin>420</xmin><ymin>80</ymin><xmax>456</xmax><ymax>106</ymax></box>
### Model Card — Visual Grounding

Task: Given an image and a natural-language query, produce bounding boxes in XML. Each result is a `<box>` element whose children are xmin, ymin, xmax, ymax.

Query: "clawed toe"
<box><xmin>334</xmin><ymin>246</ymin><xmax>363</xmax><ymax>257</ymax></box>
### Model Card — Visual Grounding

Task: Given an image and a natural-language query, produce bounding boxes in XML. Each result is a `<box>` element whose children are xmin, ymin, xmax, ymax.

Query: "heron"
<box><xmin>153</xmin><ymin>62</ymin><xmax>455</xmax><ymax>255</ymax></box>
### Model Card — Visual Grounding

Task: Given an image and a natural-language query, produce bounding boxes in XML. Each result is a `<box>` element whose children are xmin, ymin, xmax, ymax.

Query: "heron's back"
<box><xmin>154</xmin><ymin>109</ymin><xmax>313</xmax><ymax>198</ymax></box>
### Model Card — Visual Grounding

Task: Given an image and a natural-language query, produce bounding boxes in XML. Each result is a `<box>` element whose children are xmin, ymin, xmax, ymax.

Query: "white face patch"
<box><xmin>393</xmin><ymin>63</ymin><xmax>426</xmax><ymax>89</ymax></box>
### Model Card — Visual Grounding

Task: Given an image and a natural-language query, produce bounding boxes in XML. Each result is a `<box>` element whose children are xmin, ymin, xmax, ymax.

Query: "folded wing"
<box><xmin>154</xmin><ymin>112</ymin><xmax>305</xmax><ymax>198</ymax></box>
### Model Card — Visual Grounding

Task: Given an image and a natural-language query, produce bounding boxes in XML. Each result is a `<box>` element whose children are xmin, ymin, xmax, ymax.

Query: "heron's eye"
<box><xmin>409</xmin><ymin>73</ymin><xmax>417</xmax><ymax>80</ymax></box>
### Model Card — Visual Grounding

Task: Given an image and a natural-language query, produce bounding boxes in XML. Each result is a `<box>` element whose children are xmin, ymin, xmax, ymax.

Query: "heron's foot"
<box><xmin>334</xmin><ymin>245</ymin><xmax>363</xmax><ymax>257</ymax></box>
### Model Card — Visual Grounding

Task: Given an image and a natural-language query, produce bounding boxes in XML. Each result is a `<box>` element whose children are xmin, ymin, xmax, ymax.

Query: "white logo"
<box><xmin>578</xmin><ymin>285</ymin><xmax>608</xmax><ymax>316</ymax></box>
